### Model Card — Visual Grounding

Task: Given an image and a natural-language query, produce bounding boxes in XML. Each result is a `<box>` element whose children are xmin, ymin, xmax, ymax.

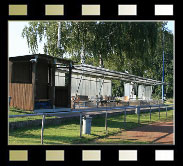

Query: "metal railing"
<box><xmin>9</xmin><ymin>103</ymin><xmax>173</xmax><ymax>144</ymax></box>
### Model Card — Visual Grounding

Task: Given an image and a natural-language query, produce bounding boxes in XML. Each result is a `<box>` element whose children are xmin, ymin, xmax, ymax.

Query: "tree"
<box><xmin>22</xmin><ymin>21</ymin><xmax>160</xmax><ymax>62</ymax></box>
<box><xmin>144</xmin><ymin>24</ymin><xmax>174</xmax><ymax>99</ymax></box>
<box><xmin>22</xmin><ymin>21</ymin><xmax>173</xmax><ymax>98</ymax></box>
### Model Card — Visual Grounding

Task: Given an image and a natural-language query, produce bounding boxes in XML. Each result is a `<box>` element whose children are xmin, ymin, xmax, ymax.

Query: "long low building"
<box><xmin>9</xmin><ymin>54</ymin><xmax>165</xmax><ymax>112</ymax></box>
<box><xmin>55</xmin><ymin>70</ymin><xmax>112</xmax><ymax>99</ymax></box>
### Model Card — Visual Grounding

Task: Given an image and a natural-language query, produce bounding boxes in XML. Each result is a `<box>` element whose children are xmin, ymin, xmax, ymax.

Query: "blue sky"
<box><xmin>8</xmin><ymin>21</ymin><xmax>44</xmax><ymax>57</ymax></box>
<box><xmin>8</xmin><ymin>21</ymin><xmax>174</xmax><ymax>57</ymax></box>
<box><xmin>165</xmin><ymin>21</ymin><xmax>174</xmax><ymax>33</ymax></box>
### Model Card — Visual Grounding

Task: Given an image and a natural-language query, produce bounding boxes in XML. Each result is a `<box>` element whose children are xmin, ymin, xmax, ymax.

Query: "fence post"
<box><xmin>159</xmin><ymin>105</ymin><xmax>160</xmax><ymax>120</ymax></box>
<box><xmin>41</xmin><ymin>115</ymin><xmax>45</xmax><ymax>145</ymax></box>
<box><xmin>149</xmin><ymin>106</ymin><xmax>151</xmax><ymax>122</ymax></box>
<box><xmin>96</xmin><ymin>99</ymin><xmax>99</xmax><ymax>108</ymax></box>
<box><xmin>80</xmin><ymin>112</ymin><xmax>82</xmax><ymax>138</ymax></box>
<box><xmin>124</xmin><ymin>108</ymin><xmax>126</xmax><ymax>128</ymax></box>
<box><xmin>121</xmin><ymin>108</ymin><xmax>124</xmax><ymax>129</ymax></box>
<box><xmin>138</xmin><ymin>106</ymin><xmax>140</xmax><ymax>124</ymax></box>
<box><xmin>9</xmin><ymin>96</ymin><xmax>12</xmax><ymax>106</ymax></box>
<box><xmin>105</xmin><ymin>111</ymin><xmax>108</xmax><ymax>134</ymax></box>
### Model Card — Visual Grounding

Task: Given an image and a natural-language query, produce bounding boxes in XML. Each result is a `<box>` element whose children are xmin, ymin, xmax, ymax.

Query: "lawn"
<box><xmin>9</xmin><ymin>109</ymin><xmax>174</xmax><ymax>145</ymax></box>
<box><xmin>9</xmin><ymin>107</ymin><xmax>58</xmax><ymax>122</ymax></box>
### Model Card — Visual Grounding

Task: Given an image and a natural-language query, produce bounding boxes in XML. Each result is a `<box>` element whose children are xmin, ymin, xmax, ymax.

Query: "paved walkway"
<box><xmin>93</xmin><ymin>121</ymin><xmax>174</xmax><ymax>144</ymax></box>
<box><xmin>54</xmin><ymin>106</ymin><xmax>168</xmax><ymax>118</ymax></box>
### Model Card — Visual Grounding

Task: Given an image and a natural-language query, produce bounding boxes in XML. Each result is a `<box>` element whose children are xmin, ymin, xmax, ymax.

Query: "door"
<box><xmin>55</xmin><ymin>86</ymin><xmax>68</xmax><ymax>107</ymax></box>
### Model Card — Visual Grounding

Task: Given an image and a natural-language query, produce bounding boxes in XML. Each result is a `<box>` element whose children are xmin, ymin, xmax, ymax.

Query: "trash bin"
<box><xmin>135</xmin><ymin>107</ymin><xmax>140</xmax><ymax>114</ymax></box>
<box><xmin>82</xmin><ymin>115</ymin><xmax>92</xmax><ymax>134</ymax></box>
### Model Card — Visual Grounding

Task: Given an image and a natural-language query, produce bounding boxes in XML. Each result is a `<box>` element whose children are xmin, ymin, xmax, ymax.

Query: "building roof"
<box><xmin>58</xmin><ymin>64</ymin><xmax>165</xmax><ymax>86</ymax></box>
<box><xmin>9</xmin><ymin>54</ymin><xmax>72</xmax><ymax>65</ymax></box>
<box><xmin>10</xmin><ymin>55</ymin><xmax>164</xmax><ymax>86</ymax></box>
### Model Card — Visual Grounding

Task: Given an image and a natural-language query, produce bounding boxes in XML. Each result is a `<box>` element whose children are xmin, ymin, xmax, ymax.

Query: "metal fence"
<box><xmin>9</xmin><ymin>103</ymin><xmax>173</xmax><ymax>144</ymax></box>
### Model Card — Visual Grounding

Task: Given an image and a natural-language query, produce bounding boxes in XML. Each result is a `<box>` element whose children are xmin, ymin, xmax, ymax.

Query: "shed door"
<box><xmin>55</xmin><ymin>86</ymin><xmax>68</xmax><ymax>107</ymax></box>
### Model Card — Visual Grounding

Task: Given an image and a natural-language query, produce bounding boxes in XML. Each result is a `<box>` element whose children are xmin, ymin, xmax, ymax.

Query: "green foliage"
<box><xmin>112</xmin><ymin>80</ymin><xmax>124</xmax><ymax>97</ymax></box>
<box><xmin>22</xmin><ymin>21</ymin><xmax>173</xmax><ymax>98</ymax></box>
<box><xmin>144</xmin><ymin>25</ymin><xmax>174</xmax><ymax>98</ymax></box>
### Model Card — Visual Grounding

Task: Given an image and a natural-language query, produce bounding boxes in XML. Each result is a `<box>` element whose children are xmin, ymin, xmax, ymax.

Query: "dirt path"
<box><xmin>93</xmin><ymin>121</ymin><xmax>174</xmax><ymax>144</ymax></box>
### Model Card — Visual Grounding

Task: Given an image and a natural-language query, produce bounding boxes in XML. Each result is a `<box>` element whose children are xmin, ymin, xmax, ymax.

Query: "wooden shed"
<box><xmin>9</xmin><ymin>54</ymin><xmax>73</xmax><ymax>112</ymax></box>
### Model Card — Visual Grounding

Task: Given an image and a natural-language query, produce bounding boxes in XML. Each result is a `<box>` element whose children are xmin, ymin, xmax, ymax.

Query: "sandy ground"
<box><xmin>93</xmin><ymin>121</ymin><xmax>174</xmax><ymax>144</ymax></box>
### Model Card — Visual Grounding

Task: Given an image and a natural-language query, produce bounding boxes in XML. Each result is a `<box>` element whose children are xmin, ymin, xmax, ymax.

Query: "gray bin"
<box><xmin>82</xmin><ymin>115</ymin><xmax>92</xmax><ymax>134</ymax></box>
<box><xmin>135</xmin><ymin>107</ymin><xmax>140</xmax><ymax>114</ymax></box>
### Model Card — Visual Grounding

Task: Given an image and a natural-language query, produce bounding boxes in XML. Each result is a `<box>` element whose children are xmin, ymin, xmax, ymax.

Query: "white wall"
<box><xmin>138</xmin><ymin>85</ymin><xmax>152</xmax><ymax>100</ymax></box>
<box><xmin>144</xmin><ymin>86</ymin><xmax>152</xmax><ymax>100</ymax></box>
<box><xmin>124</xmin><ymin>83</ymin><xmax>136</xmax><ymax>99</ymax></box>
<box><xmin>71</xmin><ymin>75</ymin><xmax>112</xmax><ymax>98</ymax></box>
<box><xmin>55</xmin><ymin>70</ymin><xmax>112</xmax><ymax>98</ymax></box>
<box><xmin>138</xmin><ymin>85</ymin><xmax>145</xmax><ymax>99</ymax></box>
<box><xmin>125</xmin><ymin>83</ymin><xmax>152</xmax><ymax>100</ymax></box>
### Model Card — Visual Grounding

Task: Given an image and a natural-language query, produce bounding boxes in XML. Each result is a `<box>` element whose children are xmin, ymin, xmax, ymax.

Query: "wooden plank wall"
<box><xmin>9</xmin><ymin>83</ymin><xmax>34</xmax><ymax>111</ymax></box>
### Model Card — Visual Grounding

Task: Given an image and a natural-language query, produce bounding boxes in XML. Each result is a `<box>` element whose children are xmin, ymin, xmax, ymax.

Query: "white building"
<box><xmin>55</xmin><ymin>70</ymin><xmax>112</xmax><ymax>99</ymax></box>
<box><xmin>124</xmin><ymin>83</ymin><xmax>152</xmax><ymax>100</ymax></box>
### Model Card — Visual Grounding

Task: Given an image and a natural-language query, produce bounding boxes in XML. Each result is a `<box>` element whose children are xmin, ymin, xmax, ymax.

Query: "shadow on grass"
<box><xmin>9</xmin><ymin>121</ymin><xmax>142</xmax><ymax>145</ymax></box>
<box><xmin>9</xmin><ymin>130</ymin><xmax>96</xmax><ymax>144</ymax></box>
<box><xmin>9</xmin><ymin>107</ymin><xmax>33</xmax><ymax>114</ymax></box>
<box><xmin>129</xmin><ymin>122</ymin><xmax>173</xmax><ymax>133</ymax></box>
<box><xmin>9</xmin><ymin>110</ymin><xmax>173</xmax><ymax>145</ymax></box>
<box><xmin>88</xmin><ymin>139</ymin><xmax>151</xmax><ymax>145</ymax></box>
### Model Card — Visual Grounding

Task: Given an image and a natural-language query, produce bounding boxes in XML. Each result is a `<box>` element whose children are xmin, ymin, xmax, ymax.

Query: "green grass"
<box><xmin>89</xmin><ymin>109</ymin><xmax>174</xmax><ymax>144</ymax></box>
<box><xmin>165</xmin><ymin>98</ymin><xmax>174</xmax><ymax>104</ymax></box>
<box><xmin>9</xmin><ymin>107</ymin><xmax>58</xmax><ymax>122</ymax></box>
<box><xmin>9</xmin><ymin>109</ymin><xmax>174</xmax><ymax>145</ymax></box>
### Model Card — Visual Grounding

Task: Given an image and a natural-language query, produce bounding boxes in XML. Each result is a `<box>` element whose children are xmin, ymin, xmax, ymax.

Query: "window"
<box><xmin>11</xmin><ymin>62</ymin><xmax>32</xmax><ymax>83</ymax></box>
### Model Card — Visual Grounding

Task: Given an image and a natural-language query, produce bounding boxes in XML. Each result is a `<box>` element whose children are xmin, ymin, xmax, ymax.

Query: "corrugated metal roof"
<box><xmin>58</xmin><ymin>64</ymin><xmax>165</xmax><ymax>86</ymax></box>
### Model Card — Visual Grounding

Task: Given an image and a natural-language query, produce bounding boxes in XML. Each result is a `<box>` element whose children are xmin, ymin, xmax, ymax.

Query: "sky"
<box><xmin>165</xmin><ymin>21</ymin><xmax>174</xmax><ymax>33</ymax></box>
<box><xmin>8</xmin><ymin>21</ymin><xmax>45</xmax><ymax>57</ymax></box>
<box><xmin>8</xmin><ymin>21</ymin><xmax>175</xmax><ymax>57</ymax></box>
